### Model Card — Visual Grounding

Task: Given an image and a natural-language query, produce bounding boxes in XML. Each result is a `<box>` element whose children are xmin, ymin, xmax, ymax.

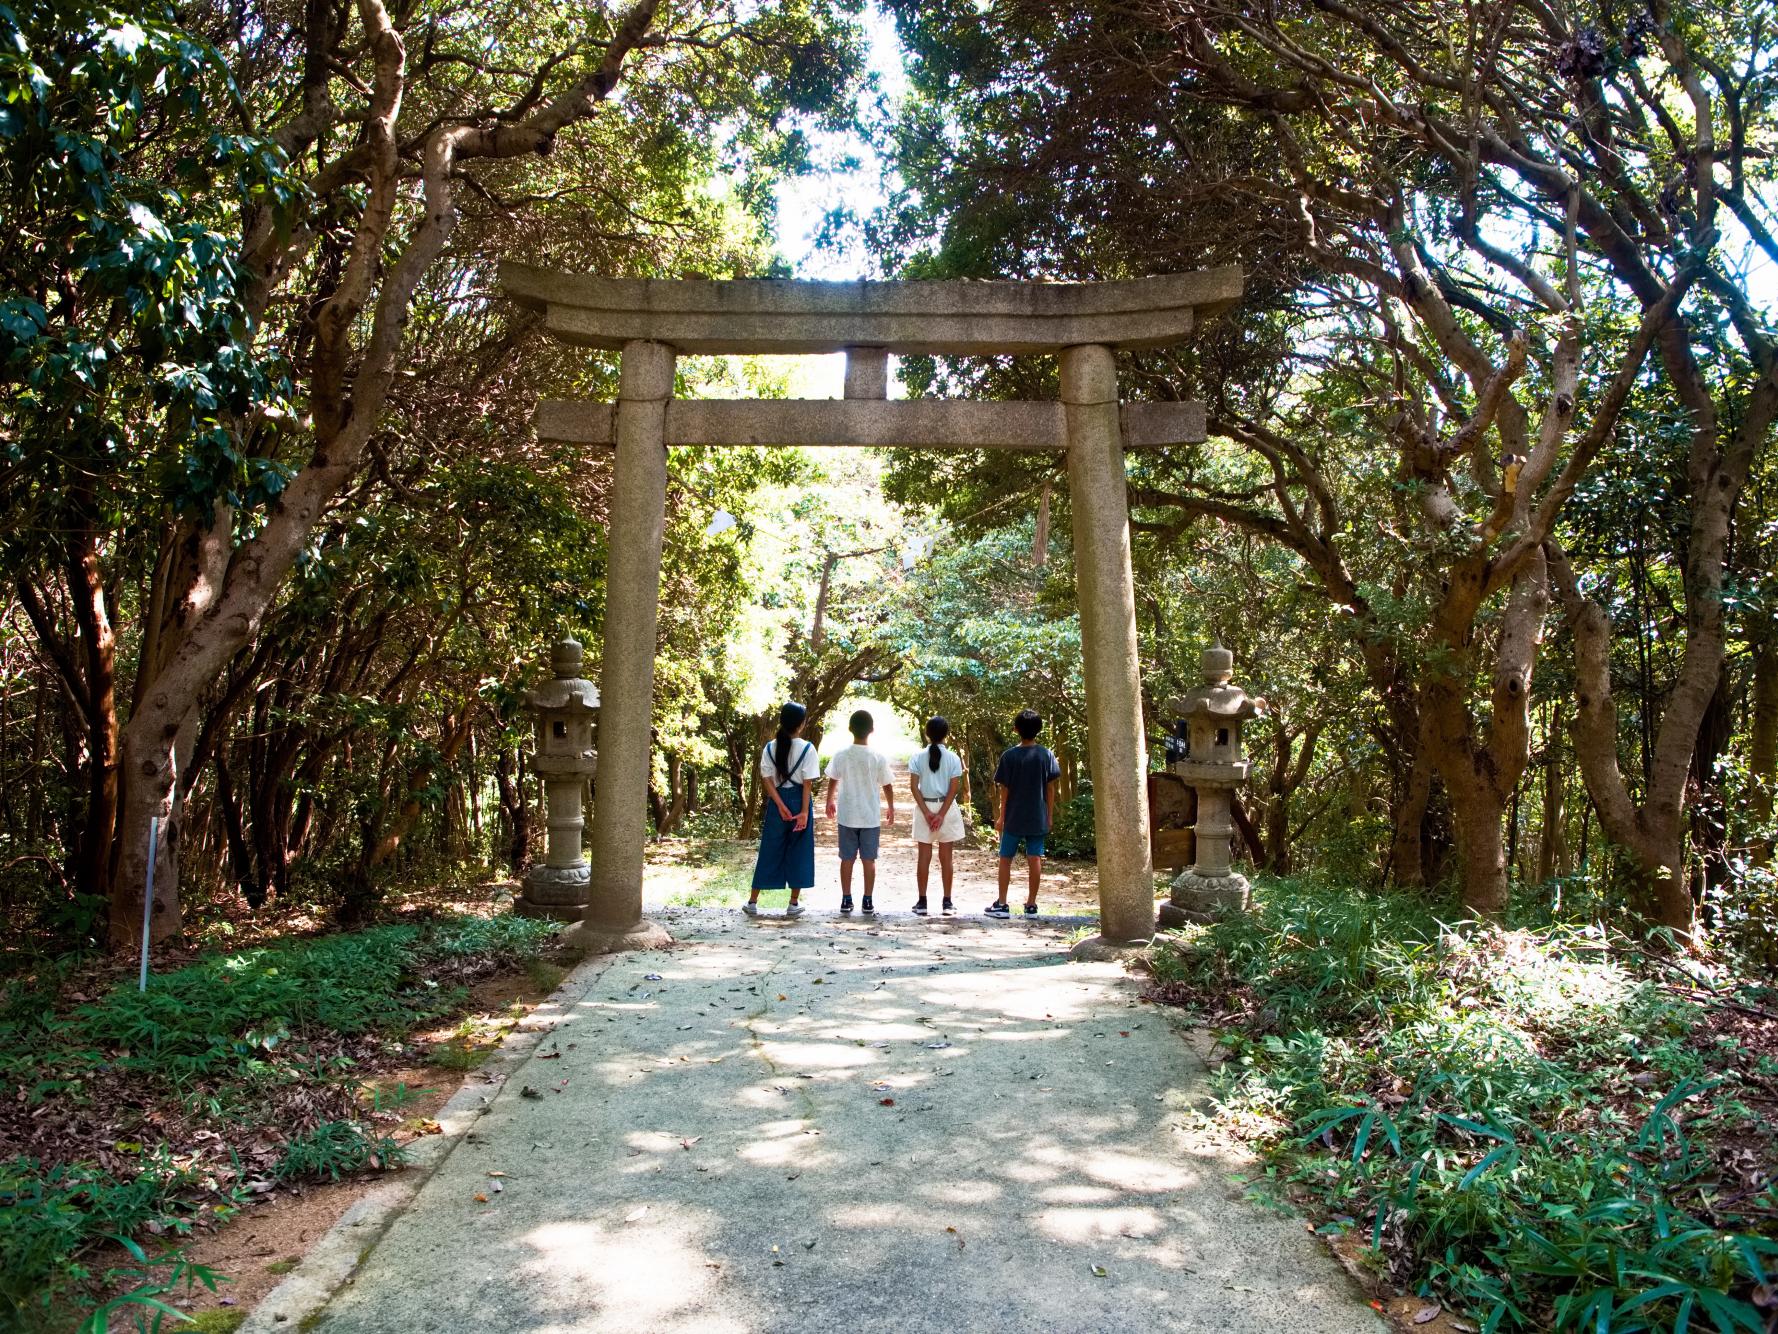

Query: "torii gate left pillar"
<box><xmin>570</xmin><ymin>339</ymin><xmax>677</xmax><ymax>953</ymax></box>
<box><xmin>502</xmin><ymin>265</ymin><xmax>1244</xmax><ymax>958</ymax></box>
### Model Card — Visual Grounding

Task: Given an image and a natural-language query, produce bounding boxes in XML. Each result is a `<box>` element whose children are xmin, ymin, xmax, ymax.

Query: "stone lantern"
<box><xmin>516</xmin><ymin>638</ymin><xmax>600</xmax><ymax>920</ymax></box>
<box><xmin>1158</xmin><ymin>643</ymin><xmax>1265</xmax><ymax>927</ymax></box>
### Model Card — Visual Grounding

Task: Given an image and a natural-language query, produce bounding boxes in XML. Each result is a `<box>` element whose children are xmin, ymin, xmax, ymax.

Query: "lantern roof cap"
<box><xmin>1169</xmin><ymin>643</ymin><xmax>1264</xmax><ymax>720</ymax></box>
<box><xmin>1168</xmin><ymin>682</ymin><xmax>1262</xmax><ymax>721</ymax></box>
<box><xmin>531</xmin><ymin>678</ymin><xmax>600</xmax><ymax>711</ymax></box>
<box><xmin>529</xmin><ymin>638</ymin><xmax>599</xmax><ymax>710</ymax></box>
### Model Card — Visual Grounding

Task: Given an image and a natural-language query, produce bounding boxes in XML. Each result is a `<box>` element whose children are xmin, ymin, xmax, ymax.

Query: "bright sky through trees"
<box><xmin>769</xmin><ymin>4</ymin><xmax>908</xmax><ymax>399</ymax></box>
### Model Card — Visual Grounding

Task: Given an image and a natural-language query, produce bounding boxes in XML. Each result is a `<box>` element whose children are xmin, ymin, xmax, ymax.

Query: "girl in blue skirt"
<box><xmin>746</xmin><ymin>701</ymin><xmax>820</xmax><ymax>918</ymax></box>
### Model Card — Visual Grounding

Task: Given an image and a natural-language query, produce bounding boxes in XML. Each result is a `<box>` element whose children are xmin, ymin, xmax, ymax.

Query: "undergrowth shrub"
<box><xmin>1045</xmin><ymin>790</ymin><xmax>1096</xmax><ymax>858</ymax></box>
<box><xmin>1148</xmin><ymin>879</ymin><xmax>1778</xmax><ymax>1332</ymax></box>
<box><xmin>0</xmin><ymin>911</ymin><xmax>559</xmax><ymax>1331</ymax></box>
<box><xmin>274</xmin><ymin>1120</ymin><xmax>405</xmax><ymax>1182</ymax></box>
<box><xmin>0</xmin><ymin>1152</ymin><xmax>224</xmax><ymax>1329</ymax></box>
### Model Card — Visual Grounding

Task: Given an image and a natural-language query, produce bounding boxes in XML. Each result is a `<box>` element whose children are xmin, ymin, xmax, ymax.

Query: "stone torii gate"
<box><xmin>501</xmin><ymin>264</ymin><xmax>1243</xmax><ymax>959</ymax></box>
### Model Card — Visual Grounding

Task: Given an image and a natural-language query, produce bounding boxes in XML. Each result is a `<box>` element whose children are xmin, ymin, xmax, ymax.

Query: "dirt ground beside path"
<box><xmin>645</xmin><ymin>808</ymin><xmax>1107</xmax><ymax>917</ymax></box>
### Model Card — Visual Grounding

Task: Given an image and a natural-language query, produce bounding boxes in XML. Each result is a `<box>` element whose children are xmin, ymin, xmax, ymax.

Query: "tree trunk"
<box><xmin>1536</xmin><ymin>709</ymin><xmax>1566</xmax><ymax>885</ymax></box>
<box><xmin>1450</xmin><ymin>784</ymin><xmax>1510</xmax><ymax>915</ymax></box>
<box><xmin>69</xmin><ymin>530</ymin><xmax>120</xmax><ymax>907</ymax></box>
<box><xmin>1506</xmin><ymin>782</ymin><xmax>1522</xmax><ymax>882</ymax></box>
<box><xmin>213</xmin><ymin>755</ymin><xmax>261</xmax><ymax>908</ymax></box>
<box><xmin>1423</xmin><ymin>551</ymin><xmax>1548</xmax><ymax>915</ymax></box>
<box><xmin>738</xmin><ymin>715</ymin><xmax>770</xmax><ymax>840</ymax></box>
<box><xmin>1263</xmin><ymin>792</ymin><xmax>1288</xmax><ymax>874</ymax></box>
<box><xmin>1751</xmin><ymin>633</ymin><xmax>1776</xmax><ymax>868</ymax></box>
<box><xmin>1551</xmin><ymin>542</ymin><xmax>1697</xmax><ymax>936</ymax></box>
<box><xmin>111</xmin><ymin>723</ymin><xmax>183</xmax><ymax>948</ymax></box>
<box><xmin>109</xmin><ymin>504</ymin><xmax>232</xmax><ymax>948</ymax></box>
<box><xmin>367</xmin><ymin>713</ymin><xmax>476</xmax><ymax>870</ymax></box>
<box><xmin>1387</xmin><ymin>748</ymin><xmax>1434</xmax><ymax>889</ymax></box>
<box><xmin>656</xmin><ymin>753</ymin><xmax>687</xmax><ymax>836</ymax></box>
<box><xmin>1689</xmin><ymin>676</ymin><xmax>1733</xmax><ymax>922</ymax></box>
<box><xmin>495</xmin><ymin>745</ymin><xmax>531</xmax><ymax>875</ymax></box>
<box><xmin>1261</xmin><ymin>718</ymin><xmax>1317</xmax><ymax>875</ymax></box>
<box><xmin>1230</xmin><ymin>793</ymin><xmax>1266</xmax><ymax>867</ymax></box>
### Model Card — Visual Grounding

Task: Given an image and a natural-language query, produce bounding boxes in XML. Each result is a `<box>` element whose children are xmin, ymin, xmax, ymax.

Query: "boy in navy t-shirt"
<box><xmin>986</xmin><ymin>708</ymin><xmax>1061</xmax><ymax>918</ymax></box>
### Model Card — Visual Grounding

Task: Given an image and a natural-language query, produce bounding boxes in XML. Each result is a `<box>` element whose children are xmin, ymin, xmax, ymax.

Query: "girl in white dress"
<box><xmin>908</xmin><ymin>716</ymin><xmax>965</xmax><ymax>915</ymax></box>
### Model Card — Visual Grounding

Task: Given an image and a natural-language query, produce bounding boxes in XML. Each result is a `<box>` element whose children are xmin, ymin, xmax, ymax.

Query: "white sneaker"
<box><xmin>786</xmin><ymin>904</ymin><xmax>806</xmax><ymax>918</ymax></box>
<box><xmin>742</xmin><ymin>902</ymin><xmax>759</xmax><ymax>917</ymax></box>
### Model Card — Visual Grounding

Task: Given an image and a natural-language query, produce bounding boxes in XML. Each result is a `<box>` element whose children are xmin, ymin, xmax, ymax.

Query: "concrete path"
<box><xmin>304</xmin><ymin>912</ymin><xmax>1381</xmax><ymax>1333</ymax></box>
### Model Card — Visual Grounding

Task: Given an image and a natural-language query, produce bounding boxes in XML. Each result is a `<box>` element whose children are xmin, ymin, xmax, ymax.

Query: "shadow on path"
<box><xmin>305</xmin><ymin>913</ymin><xmax>1379</xmax><ymax>1333</ymax></box>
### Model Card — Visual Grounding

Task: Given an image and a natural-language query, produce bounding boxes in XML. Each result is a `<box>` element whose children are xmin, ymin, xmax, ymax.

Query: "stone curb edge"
<box><xmin>237</xmin><ymin>949</ymin><xmax>626</xmax><ymax>1332</ymax></box>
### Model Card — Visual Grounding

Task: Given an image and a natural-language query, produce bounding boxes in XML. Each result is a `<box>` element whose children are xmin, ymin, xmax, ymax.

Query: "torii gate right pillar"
<box><xmin>1062</xmin><ymin>344</ymin><xmax>1156</xmax><ymax>954</ymax></box>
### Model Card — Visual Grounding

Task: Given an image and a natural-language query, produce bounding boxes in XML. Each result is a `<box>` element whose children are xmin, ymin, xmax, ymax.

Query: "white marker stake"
<box><xmin>139</xmin><ymin>815</ymin><xmax>159</xmax><ymax>992</ymax></box>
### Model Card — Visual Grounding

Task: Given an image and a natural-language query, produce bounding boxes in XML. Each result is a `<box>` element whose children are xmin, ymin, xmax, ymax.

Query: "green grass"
<box><xmin>0</xmin><ymin>912</ymin><xmax>560</xmax><ymax>1333</ymax></box>
<box><xmin>187</xmin><ymin>1311</ymin><xmax>247</xmax><ymax>1333</ymax></box>
<box><xmin>427</xmin><ymin>1037</ymin><xmax>493</xmax><ymax>1070</ymax></box>
<box><xmin>1147</xmin><ymin>878</ymin><xmax>1778</xmax><ymax>1333</ymax></box>
<box><xmin>525</xmin><ymin>958</ymin><xmax>568</xmax><ymax>993</ymax></box>
<box><xmin>657</xmin><ymin>850</ymin><xmax>757</xmax><ymax>908</ymax></box>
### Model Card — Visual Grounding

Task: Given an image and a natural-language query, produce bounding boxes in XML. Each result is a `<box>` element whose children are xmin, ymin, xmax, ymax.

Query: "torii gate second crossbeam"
<box><xmin>501</xmin><ymin>263</ymin><xmax>1244</xmax><ymax>959</ymax></box>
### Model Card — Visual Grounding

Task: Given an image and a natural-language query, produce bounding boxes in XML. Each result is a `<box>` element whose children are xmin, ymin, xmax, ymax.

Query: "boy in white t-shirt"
<box><xmin>823</xmin><ymin>710</ymin><xmax>896</xmax><ymax>915</ymax></box>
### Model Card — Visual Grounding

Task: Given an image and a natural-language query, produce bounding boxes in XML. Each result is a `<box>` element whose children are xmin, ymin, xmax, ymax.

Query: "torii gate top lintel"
<box><xmin>499</xmin><ymin>261</ymin><xmax>1244</xmax><ymax>355</ymax></box>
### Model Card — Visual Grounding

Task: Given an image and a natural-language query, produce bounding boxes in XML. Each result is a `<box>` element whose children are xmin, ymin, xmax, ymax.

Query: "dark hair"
<box><xmin>848</xmin><ymin>709</ymin><xmax>874</xmax><ymax>740</ymax></box>
<box><xmin>925</xmin><ymin>716</ymin><xmax>950</xmax><ymax>772</ymax></box>
<box><xmin>1014</xmin><ymin>708</ymin><xmax>1043</xmax><ymax>741</ymax></box>
<box><xmin>773</xmin><ymin>701</ymin><xmax>807</xmax><ymax>783</ymax></box>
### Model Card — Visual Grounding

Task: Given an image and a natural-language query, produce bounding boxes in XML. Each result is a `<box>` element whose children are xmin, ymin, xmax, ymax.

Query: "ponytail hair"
<box><xmin>773</xmin><ymin>700</ymin><xmax>808</xmax><ymax>783</ymax></box>
<box><xmin>924</xmin><ymin>716</ymin><xmax>950</xmax><ymax>773</ymax></box>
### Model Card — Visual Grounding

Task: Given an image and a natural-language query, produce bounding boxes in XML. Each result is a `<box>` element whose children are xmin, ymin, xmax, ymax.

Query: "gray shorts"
<box><xmin>837</xmin><ymin>824</ymin><xmax>881</xmax><ymax>861</ymax></box>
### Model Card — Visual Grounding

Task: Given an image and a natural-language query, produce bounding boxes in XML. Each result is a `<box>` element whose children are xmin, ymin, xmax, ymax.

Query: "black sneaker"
<box><xmin>861</xmin><ymin>895</ymin><xmax>875</xmax><ymax>915</ymax></box>
<box><xmin>985</xmin><ymin>902</ymin><xmax>1010</xmax><ymax>919</ymax></box>
<box><xmin>1023</xmin><ymin>903</ymin><xmax>1038</xmax><ymax>917</ymax></box>
<box><xmin>841</xmin><ymin>894</ymin><xmax>854</xmax><ymax>915</ymax></box>
<box><xmin>913</xmin><ymin>898</ymin><xmax>929</xmax><ymax>916</ymax></box>
<box><xmin>941</xmin><ymin>898</ymin><xmax>955</xmax><ymax>914</ymax></box>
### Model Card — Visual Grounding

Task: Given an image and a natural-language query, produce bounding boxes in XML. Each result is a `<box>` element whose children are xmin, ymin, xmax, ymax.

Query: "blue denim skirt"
<box><xmin>753</xmin><ymin>783</ymin><xmax>815</xmax><ymax>890</ymax></box>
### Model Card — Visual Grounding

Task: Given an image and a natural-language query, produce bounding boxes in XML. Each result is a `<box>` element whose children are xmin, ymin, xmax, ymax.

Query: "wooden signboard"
<box><xmin>1147</xmin><ymin>770</ymin><xmax>1197</xmax><ymax>871</ymax></box>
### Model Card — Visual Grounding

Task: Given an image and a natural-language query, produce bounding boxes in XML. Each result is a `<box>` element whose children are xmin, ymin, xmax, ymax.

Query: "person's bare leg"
<box><xmin>997</xmin><ymin>855</ymin><xmax>1013</xmax><ymax>904</ymax></box>
<box><xmin>840</xmin><ymin>857</ymin><xmax>854</xmax><ymax>896</ymax></box>
<box><xmin>938</xmin><ymin>842</ymin><xmax>955</xmax><ymax>897</ymax></box>
<box><xmin>862</xmin><ymin>857</ymin><xmax>876</xmax><ymax>896</ymax></box>
<box><xmin>916</xmin><ymin>842</ymin><xmax>932</xmax><ymax>898</ymax></box>
<box><xmin>1026</xmin><ymin>855</ymin><xmax>1042</xmax><ymax>908</ymax></box>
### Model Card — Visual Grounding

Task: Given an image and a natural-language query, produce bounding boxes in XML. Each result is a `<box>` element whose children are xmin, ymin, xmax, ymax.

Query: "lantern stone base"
<box><xmin>1068</xmin><ymin>933</ymin><xmax>1156</xmax><ymax>962</ymax></box>
<box><xmin>516</xmin><ymin>863</ymin><xmax>591</xmax><ymax>921</ymax></box>
<box><xmin>560</xmin><ymin>917</ymin><xmax>673</xmax><ymax>956</ymax></box>
<box><xmin>1158</xmin><ymin>870</ymin><xmax>1251</xmax><ymax>928</ymax></box>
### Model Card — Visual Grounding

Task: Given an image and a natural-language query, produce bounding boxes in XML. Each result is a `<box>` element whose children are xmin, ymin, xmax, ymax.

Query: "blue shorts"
<box><xmin>838</xmin><ymin>825</ymin><xmax>881</xmax><ymax>861</ymax></box>
<box><xmin>998</xmin><ymin>832</ymin><xmax>1046</xmax><ymax>859</ymax></box>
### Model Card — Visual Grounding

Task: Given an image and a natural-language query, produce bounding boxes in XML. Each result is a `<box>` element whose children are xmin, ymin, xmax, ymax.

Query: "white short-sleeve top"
<box><xmin>825</xmin><ymin>744</ymin><xmax>895</xmax><ymax>828</ymax></box>
<box><xmin>760</xmin><ymin>739</ymin><xmax>820</xmax><ymax>787</ymax></box>
<box><xmin>907</xmin><ymin>745</ymin><xmax>965</xmax><ymax>800</ymax></box>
